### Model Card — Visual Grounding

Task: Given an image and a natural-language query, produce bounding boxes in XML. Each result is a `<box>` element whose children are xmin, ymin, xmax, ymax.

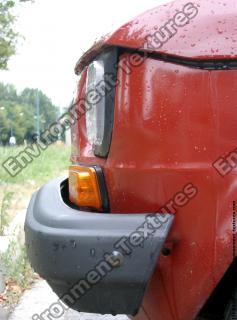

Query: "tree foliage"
<box><xmin>0</xmin><ymin>0</ymin><xmax>31</xmax><ymax>69</ymax></box>
<box><xmin>0</xmin><ymin>82</ymin><xmax>58</xmax><ymax>145</ymax></box>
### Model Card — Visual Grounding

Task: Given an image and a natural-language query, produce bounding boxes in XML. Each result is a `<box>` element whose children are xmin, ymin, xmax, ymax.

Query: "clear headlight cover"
<box><xmin>84</xmin><ymin>48</ymin><xmax>117</xmax><ymax>158</ymax></box>
<box><xmin>85</xmin><ymin>60</ymin><xmax>105</xmax><ymax>146</ymax></box>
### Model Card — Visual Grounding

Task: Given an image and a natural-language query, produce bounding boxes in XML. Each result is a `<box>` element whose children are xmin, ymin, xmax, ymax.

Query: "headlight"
<box><xmin>86</xmin><ymin>60</ymin><xmax>105</xmax><ymax>146</ymax></box>
<box><xmin>85</xmin><ymin>48</ymin><xmax>118</xmax><ymax>157</ymax></box>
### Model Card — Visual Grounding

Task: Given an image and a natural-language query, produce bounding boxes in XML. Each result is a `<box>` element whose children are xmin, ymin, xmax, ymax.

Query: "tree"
<box><xmin>0</xmin><ymin>83</ymin><xmax>59</xmax><ymax>145</ymax></box>
<box><xmin>0</xmin><ymin>0</ymin><xmax>31</xmax><ymax>70</ymax></box>
<box><xmin>20</xmin><ymin>88</ymin><xmax>58</xmax><ymax>127</ymax></box>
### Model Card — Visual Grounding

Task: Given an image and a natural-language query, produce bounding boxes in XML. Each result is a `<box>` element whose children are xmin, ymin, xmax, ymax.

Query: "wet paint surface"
<box><xmin>72</xmin><ymin>54</ymin><xmax>237</xmax><ymax>319</ymax></box>
<box><xmin>71</xmin><ymin>1</ymin><xmax>237</xmax><ymax>318</ymax></box>
<box><xmin>75</xmin><ymin>0</ymin><xmax>237</xmax><ymax>74</ymax></box>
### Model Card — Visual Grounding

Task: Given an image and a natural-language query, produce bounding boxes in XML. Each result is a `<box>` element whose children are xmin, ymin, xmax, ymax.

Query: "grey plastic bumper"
<box><xmin>25</xmin><ymin>176</ymin><xmax>173</xmax><ymax>316</ymax></box>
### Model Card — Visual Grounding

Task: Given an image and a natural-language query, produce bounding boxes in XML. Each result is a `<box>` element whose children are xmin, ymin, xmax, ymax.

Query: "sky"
<box><xmin>0</xmin><ymin>0</ymin><xmax>169</xmax><ymax>109</ymax></box>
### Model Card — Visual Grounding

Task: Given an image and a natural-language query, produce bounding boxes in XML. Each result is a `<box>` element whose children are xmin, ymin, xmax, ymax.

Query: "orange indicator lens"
<box><xmin>69</xmin><ymin>165</ymin><xmax>102</xmax><ymax>210</ymax></box>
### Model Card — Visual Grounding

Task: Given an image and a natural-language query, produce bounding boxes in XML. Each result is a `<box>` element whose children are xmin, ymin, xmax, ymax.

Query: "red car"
<box><xmin>25</xmin><ymin>0</ymin><xmax>237</xmax><ymax>319</ymax></box>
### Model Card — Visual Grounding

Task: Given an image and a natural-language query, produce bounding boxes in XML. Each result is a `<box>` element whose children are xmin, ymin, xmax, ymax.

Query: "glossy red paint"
<box><xmin>71</xmin><ymin>1</ymin><xmax>237</xmax><ymax>319</ymax></box>
<box><xmin>72</xmin><ymin>52</ymin><xmax>237</xmax><ymax>319</ymax></box>
<box><xmin>75</xmin><ymin>0</ymin><xmax>237</xmax><ymax>74</ymax></box>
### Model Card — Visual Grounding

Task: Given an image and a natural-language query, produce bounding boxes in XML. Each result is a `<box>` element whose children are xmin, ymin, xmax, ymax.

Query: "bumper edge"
<box><xmin>25</xmin><ymin>176</ymin><xmax>174</xmax><ymax>316</ymax></box>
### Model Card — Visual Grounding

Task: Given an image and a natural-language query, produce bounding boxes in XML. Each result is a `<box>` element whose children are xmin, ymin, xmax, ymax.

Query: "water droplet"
<box><xmin>90</xmin><ymin>248</ymin><xmax>96</xmax><ymax>257</ymax></box>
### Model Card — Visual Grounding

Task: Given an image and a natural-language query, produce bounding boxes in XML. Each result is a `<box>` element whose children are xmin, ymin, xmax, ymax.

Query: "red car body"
<box><xmin>72</xmin><ymin>0</ymin><xmax>237</xmax><ymax>318</ymax></box>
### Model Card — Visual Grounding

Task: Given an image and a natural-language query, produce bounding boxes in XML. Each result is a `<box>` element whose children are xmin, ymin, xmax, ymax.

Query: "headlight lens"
<box><xmin>85</xmin><ymin>49</ymin><xmax>118</xmax><ymax>157</ymax></box>
<box><xmin>86</xmin><ymin>60</ymin><xmax>105</xmax><ymax>146</ymax></box>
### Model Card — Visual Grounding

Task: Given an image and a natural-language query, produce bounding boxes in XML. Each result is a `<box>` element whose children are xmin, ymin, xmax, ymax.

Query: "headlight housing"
<box><xmin>85</xmin><ymin>48</ymin><xmax>118</xmax><ymax>157</ymax></box>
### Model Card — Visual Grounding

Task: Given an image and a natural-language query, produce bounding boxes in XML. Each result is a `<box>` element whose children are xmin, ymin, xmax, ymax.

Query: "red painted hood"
<box><xmin>75</xmin><ymin>0</ymin><xmax>237</xmax><ymax>74</ymax></box>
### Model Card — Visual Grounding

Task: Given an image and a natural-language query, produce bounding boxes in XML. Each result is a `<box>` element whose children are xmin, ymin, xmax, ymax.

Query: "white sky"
<box><xmin>0</xmin><ymin>0</ymin><xmax>169</xmax><ymax>109</ymax></box>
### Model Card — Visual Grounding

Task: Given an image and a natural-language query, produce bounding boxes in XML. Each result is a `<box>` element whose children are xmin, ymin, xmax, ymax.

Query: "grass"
<box><xmin>0</xmin><ymin>143</ymin><xmax>71</xmax><ymax>312</ymax></box>
<box><xmin>0</xmin><ymin>142</ymin><xmax>71</xmax><ymax>230</ymax></box>
<box><xmin>0</xmin><ymin>143</ymin><xmax>71</xmax><ymax>185</ymax></box>
<box><xmin>0</xmin><ymin>190</ymin><xmax>13</xmax><ymax>235</ymax></box>
<box><xmin>1</xmin><ymin>238</ymin><xmax>34</xmax><ymax>288</ymax></box>
<box><xmin>1</xmin><ymin>238</ymin><xmax>36</xmax><ymax>311</ymax></box>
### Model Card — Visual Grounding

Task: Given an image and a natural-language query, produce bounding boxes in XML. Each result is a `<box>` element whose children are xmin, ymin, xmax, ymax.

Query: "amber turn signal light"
<box><xmin>69</xmin><ymin>165</ymin><xmax>102</xmax><ymax>210</ymax></box>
